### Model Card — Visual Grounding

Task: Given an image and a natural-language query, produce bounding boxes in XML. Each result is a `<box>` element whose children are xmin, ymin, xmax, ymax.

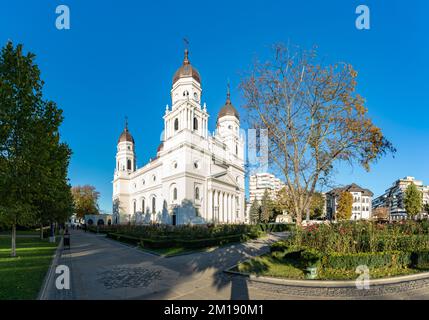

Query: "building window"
<box><xmin>127</xmin><ymin>159</ymin><xmax>132</xmax><ymax>170</ymax></box>
<box><xmin>152</xmin><ymin>175</ymin><xmax>156</xmax><ymax>182</ymax></box>
<box><xmin>194</xmin><ymin>161</ymin><xmax>199</xmax><ymax>169</ymax></box>
<box><xmin>174</xmin><ymin>118</ymin><xmax>179</xmax><ymax>131</ymax></box>
<box><xmin>142</xmin><ymin>199</ymin><xmax>145</xmax><ymax>213</ymax></box>
<box><xmin>195</xmin><ymin>187</ymin><xmax>200</xmax><ymax>200</ymax></box>
<box><xmin>142</xmin><ymin>179</ymin><xmax>145</xmax><ymax>185</ymax></box>
<box><xmin>133</xmin><ymin>201</ymin><xmax>136</xmax><ymax>214</ymax></box>
<box><xmin>173</xmin><ymin>188</ymin><xmax>178</xmax><ymax>201</ymax></box>
<box><xmin>152</xmin><ymin>197</ymin><xmax>156</xmax><ymax>214</ymax></box>
<box><xmin>193</xmin><ymin>117</ymin><xmax>198</xmax><ymax>130</ymax></box>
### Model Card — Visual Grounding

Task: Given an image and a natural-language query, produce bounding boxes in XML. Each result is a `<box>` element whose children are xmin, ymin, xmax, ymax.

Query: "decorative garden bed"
<box><xmin>94</xmin><ymin>223</ymin><xmax>293</xmax><ymax>256</ymax></box>
<box><xmin>234</xmin><ymin>220</ymin><xmax>429</xmax><ymax>281</ymax></box>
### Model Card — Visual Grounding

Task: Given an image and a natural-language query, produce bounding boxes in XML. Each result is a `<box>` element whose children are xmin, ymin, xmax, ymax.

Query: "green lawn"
<box><xmin>0</xmin><ymin>237</ymin><xmax>58</xmax><ymax>300</ymax></box>
<box><xmin>236</xmin><ymin>251</ymin><xmax>423</xmax><ymax>281</ymax></box>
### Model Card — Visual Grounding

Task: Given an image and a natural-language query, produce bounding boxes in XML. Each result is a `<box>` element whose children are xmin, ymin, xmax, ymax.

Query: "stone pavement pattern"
<box><xmin>45</xmin><ymin>230</ymin><xmax>429</xmax><ymax>300</ymax></box>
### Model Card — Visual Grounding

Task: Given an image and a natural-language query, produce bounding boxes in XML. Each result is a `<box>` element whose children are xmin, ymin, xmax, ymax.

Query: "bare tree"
<box><xmin>241</xmin><ymin>44</ymin><xmax>395</xmax><ymax>225</ymax></box>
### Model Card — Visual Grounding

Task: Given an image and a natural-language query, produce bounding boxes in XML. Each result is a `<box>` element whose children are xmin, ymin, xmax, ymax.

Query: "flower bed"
<box><xmin>237</xmin><ymin>220</ymin><xmax>429</xmax><ymax>280</ymax></box>
<box><xmin>102</xmin><ymin>224</ymin><xmax>267</xmax><ymax>253</ymax></box>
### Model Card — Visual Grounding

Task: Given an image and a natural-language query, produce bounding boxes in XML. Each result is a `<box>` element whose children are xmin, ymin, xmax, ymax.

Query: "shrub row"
<box><xmin>107</xmin><ymin>230</ymin><xmax>262</xmax><ymax>250</ymax></box>
<box><xmin>257</xmin><ymin>223</ymin><xmax>295</xmax><ymax>233</ymax></box>
<box><xmin>321</xmin><ymin>251</ymin><xmax>412</xmax><ymax>270</ymax></box>
<box><xmin>96</xmin><ymin>224</ymin><xmax>259</xmax><ymax>240</ymax></box>
<box><xmin>271</xmin><ymin>242</ymin><xmax>429</xmax><ymax>271</ymax></box>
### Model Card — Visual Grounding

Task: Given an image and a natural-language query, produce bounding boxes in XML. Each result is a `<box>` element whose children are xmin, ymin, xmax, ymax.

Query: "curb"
<box><xmin>38</xmin><ymin>236</ymin><xmax>63</xmax><ymax>300</ymax></box>
<box><xmin>224</xmin><ymin>265</ymin><xmax>429</xmax><ymax>288</ymax></box>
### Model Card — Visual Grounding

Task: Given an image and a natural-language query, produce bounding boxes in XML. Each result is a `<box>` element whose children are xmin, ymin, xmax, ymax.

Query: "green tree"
<box><xmin>309</xmin><ymin>192</ymin><xmax>325</xmax><ymax>219</ymax></box>
<box><xmin>424</xmin><ymin>203</ymin><xmax>429</xmax><ymax>214</ymax></box>
<box><xmin>0</xmin><ymin>42</ymin><xmax>72</xmax><ymax>256</ymax></box>
<box><xmin>404</xmin><ymin>183</ymin><xmax>422</xmax><ymax>218</ymax></box>
<box><xmin>71</xmin><ymin>185</ymin><xmax>100</xmax><ymax>219</ymax></box>
<box><xmin>336</xmin><ymin>191</ymin><xmax>353</xmax><ymax>220</ymax></box>
<box><xmin>260</xmin><ymin>189</ymin><xmax>274</xmax><ymax>223</ymax></box>
<box><xmin>249</xmin><ymin>200</ymin><xmax>261</xmax><ymax>224</ymax></box>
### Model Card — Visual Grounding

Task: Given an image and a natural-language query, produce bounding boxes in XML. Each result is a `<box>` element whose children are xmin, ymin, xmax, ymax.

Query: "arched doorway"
<box><xmin>97</xmin><ymin>219</ymin><xmax>104</xmax><ymax>226</ymax></box>
<box><xmin>87</xmin><ymin>219</ymin><xmax>94</xmax><ymax>226</ymax></box>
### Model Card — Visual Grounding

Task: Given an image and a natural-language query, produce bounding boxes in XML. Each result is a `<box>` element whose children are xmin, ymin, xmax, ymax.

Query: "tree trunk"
<box><xmin>11</xmin><ymin>223</ymin><xmax>16</xmax><ymax>258</ymax></box>
<box><xmin>295</xmin><ymin>211</ymin><xmax>302</xmax><ymax>226</ymax></box>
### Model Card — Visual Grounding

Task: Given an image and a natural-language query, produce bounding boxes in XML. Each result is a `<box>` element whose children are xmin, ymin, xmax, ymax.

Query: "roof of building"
<box><xmin>327</xmin><ymin>183</ymin><xmax>373</xmax><ymax>197</ymax></box>
<box><xmin>218</xmin><ymin>87</ymin><xmax>240</xmax><ymax>120</ymax></box>
<box><xmin>118</xmin><ymin>120</ymin><xmax>134</xmax><ymax>144</ymax></box>
<box><xmin>172</xmin><ymin>49</ymin><xmax>201</xmax><ymax>85</ymax></box>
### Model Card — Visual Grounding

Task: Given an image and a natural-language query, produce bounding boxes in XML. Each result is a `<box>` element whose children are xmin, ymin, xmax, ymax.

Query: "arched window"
<box><xmin>174</xmin><ymin>118</ymin><xmax>179</xmax><ymax>131</ymax></box>
<box><xmin>152</xmin><ymin>197</ymin><xmax>156</xmax><ymax>214</ymax></box>
<box><xmin>236</xmin><ymin>144</ymin><xmax>238</xmax><ymax>155</ymax></box>
<box><xmin>193</xmin><ymin>117</ymin><xmax>198</xmax><ymax>130</ymax></box>
<box><xmin>195</xmin><ymin>187</ymin><xmax>200</xmax><ymax>200</ymax></box>
<box><xmin>133</xmin><ymin>200</ymin><xmax>136</xmax><ymax>214</ymax></box>
<box><xmin>173</xmin><ymin>188</ymin><xmax>177</xmax><ymax>201</ymax></box>
<box><xmin>141</xmin><ymin>198</ymin><xmax>145</xmax><ymax>213</ymax></box>
<box><xmin>127</xmin><ymin>159</ymin><xmax>132</xmax><ymax>170</ymax></box>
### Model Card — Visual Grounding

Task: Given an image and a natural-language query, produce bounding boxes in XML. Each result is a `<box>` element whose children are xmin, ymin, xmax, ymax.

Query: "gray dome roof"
<box><xmin>173</xmin><ymin>49</ymin><xmax>201</xmax><ymax>85</ymax></box>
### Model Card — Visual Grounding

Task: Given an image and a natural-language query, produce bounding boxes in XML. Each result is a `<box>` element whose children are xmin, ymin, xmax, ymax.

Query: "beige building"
<box><xmin>249</xmin><ymin>173</ymin><xmax>285</xmax><ymax>203</ymax></box>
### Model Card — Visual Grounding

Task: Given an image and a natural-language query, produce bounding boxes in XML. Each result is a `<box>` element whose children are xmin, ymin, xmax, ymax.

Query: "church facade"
<box><xmin>112</xmin><ymin>50</ymin><xmax>247</xmax><ymax>225</ymax></box>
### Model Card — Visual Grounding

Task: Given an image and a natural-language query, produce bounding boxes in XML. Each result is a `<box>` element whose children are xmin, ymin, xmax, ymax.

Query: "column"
<box><xmin>220</xmin><ymin>192</ymin><xmax>224</xmax><ymax>223</ymax></box>
<box><xmin>207</xmin><ymin>189</ymin><xmax>212</xmax><ymax>223</ymax></box>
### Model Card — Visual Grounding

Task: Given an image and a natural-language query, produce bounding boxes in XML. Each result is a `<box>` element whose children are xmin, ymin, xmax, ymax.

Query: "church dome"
<box><xmin>218</xmin><ymin>90</ymin><xmax>240</xmax><ymax>120</ymax></box>
<box><xmin>173</xmin><ymin>49</ymin><xmax>201</xmax><ymax>85</ymax></box>
<box><xmin>118</xmin><ymin>122</ymin><xmax>134</xmax><ymax>144</ymax></box>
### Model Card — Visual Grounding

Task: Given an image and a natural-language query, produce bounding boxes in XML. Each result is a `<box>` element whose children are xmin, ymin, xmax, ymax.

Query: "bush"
<box><xmin>411</xmin><ymin>250</ymin><xmax>429</xmax><ymax>269</ymax></box>
<box><xmin>322</xmin><ymin>251</ymin><xmax>412</xmax><ymax>270</ymax></box>
<box><xmin>290</xmin><ymin>221</ymin><xmax>429</xmax><ymax>254</ymax></box>
<box><xmin>270</xmin><ymin>241</ymin><xmax>289</xmax><ymax>253</ymax></box>
<box><xmin>257</xmin><ymin>223</ymin><xmax>295</xmax><ymax>233</ymax></box>
<box><xmin>107</xmin><ymin>233</ymin><xmax>140</xmax><ymax>245</ymax></box>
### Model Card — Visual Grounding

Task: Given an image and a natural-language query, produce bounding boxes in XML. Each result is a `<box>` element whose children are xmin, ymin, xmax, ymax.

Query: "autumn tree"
<box><xmin>404</xmin><ymin>183</ymin><xmax>422</xmax><ymax>218</ymax></box>
<box><xmin>336</xmin><ymin>191</ymin><xmax>353</xmax><ymax>220</ymax></box>
<box><xmin>241</xmin><ymin>44</ymin><xmax>395</xmax><ymax>225</ymax></box>
<box><xmin>309</xmin><ymin>192</ymin><xmax>325</xmax><ymax>219</ymax></box>
<box><xmin>71</xmin><ymin>185</ymin><xmax>100</xmax><ymax>219</ymax></box>
<box><xmin>372</xmin><ymin>207</ymin><xmax>389</xmax><ymax>222</ymax></box>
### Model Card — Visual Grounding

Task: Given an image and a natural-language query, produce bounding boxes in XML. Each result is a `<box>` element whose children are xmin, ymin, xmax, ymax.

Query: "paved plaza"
<box><xmin>43</xmin><ymin>230</ymin><xmax>429</xmax><ymax>300</ymax></box>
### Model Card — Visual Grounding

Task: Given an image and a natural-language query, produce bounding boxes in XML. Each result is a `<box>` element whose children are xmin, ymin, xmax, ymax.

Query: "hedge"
<box><xmin>321</xmin><ymin>251</ymin><xmax>412</xmax><ymax>270</ymax></box>
<box><xmin>411</xmin><ymin>250</ymin><xmax>429</xmax><ymax>269</ymax></box>
<box><xmin>270</xmin><ymin>242</ymin><xmax>429</xmax><ymax>270</ymax></box>
<box><xmin>257</xmin><ymin>223</ymin><xmax>295</xmax><ymax>233</ymax></box>
<box><xmin>107</xmin><ymin>231</ymin><xmax>261</xmax><ymax>250</ymax></box>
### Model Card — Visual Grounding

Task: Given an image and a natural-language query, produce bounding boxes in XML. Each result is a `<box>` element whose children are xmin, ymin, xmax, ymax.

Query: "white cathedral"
<box><xmin>112</xmin><ymin>49</ymin><xmax>247</xmax><ymax>225</ymax></box>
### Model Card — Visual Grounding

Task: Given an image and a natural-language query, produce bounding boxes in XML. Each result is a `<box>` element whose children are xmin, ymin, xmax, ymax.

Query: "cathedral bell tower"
<box><xmin>217</xmin><ymin>85</ymin><xmax>243</xmax><ymax>160</ymax></box>
<box><xmin>115</xmin><ymin>119</ymin><xmax>136</xmax><ymax>174</ymax></box>
<box><xmin>163</xmin><ymin>49</ymin><xmax>209</xmax><ymax>141</ymax></box>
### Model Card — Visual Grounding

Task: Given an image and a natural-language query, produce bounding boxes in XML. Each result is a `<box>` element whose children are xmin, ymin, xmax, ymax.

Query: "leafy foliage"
<box><xmin>336</xmin><ymin>191</ymin><xmax>353</xmax><ymax>220</ymax></box>
<box><xmin>404</xmin><ymin>183</ymin><xmax>423</xmax><ymax>218</ymax></box>
<box><xmin>71</xmin><ymin>185</ymin><xmax>100</xmax><ymax>219</ymax></box>
<box><xmin>0</xmin><ymin>41</ymin><xmax>73</xmax><ymax>255</ymax></box>
<box><xmin>240</xmin><ymin>43</ymin><xmax>395</xmax><ymax>224</ymax></box>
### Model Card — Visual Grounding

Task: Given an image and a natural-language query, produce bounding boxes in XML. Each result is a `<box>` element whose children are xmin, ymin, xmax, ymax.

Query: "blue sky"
<box><xmin>1</xmin><ymin>0</ymin><xmax>428</xmax><ymax>212</ymax></box>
